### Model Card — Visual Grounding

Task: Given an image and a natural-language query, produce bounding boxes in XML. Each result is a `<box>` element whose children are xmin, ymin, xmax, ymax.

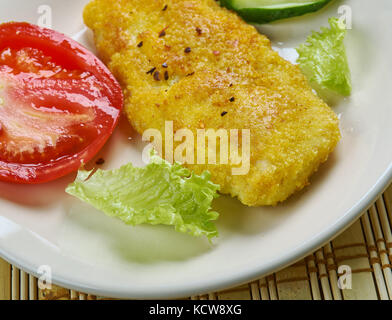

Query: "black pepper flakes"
<box><xmin>164</xmin><ymin>71</ymin><xmax>169</xmax><ymax>80</ymax></box>
<box><xmin>184</xmin><ymin>47</ymin><xmax>191</xmax><ymax>53</ymax></box>
<box><xmin>221</xmin><ymin>111</ymin><xmax>228</xmax><ymax>117</ymax></box>
<box><xmin>229</xmin><ymin>97</ymin><xmax>235</xmax><ymax>102</ymax></box>
<box><xmin>162</xmin><ymin>4</ymin><xmax>168</xmax><ymax>11</ymax></box>
<box><xmin>137</xmin><ymin>41</ymin><xmax>143</xmax><ymax>47</ymax></box>
<box><xmin>96</xmin><ymin>158</ymin><xmax>105</xmax><ymax>165</ymax></box>
<box><xmin>186</xmin><ymin>72</ymin><xmax>195</xmax><ymax>77</ymax></box>
<box><xmin>162</xmin><ymin>62</ymin><xmax>168</xmax><ymax>68</ymax></box>
<box><xmin>147</xmin><ymin>67</ymin><xmax>156</xmax><ymax>74</ymax></box>
<box><xmin>153</xmin><ymin>71</ymin><xmax>161</xmax><ymax>81</ymax></box>
<box><xmin>159</xmin><ymin>30</ymin><xmax>166</xmax><ymax>37</ymax></box>
<box><xmin>196</xmin><ymin>27</ymin><xmax>202</xmax><ymax>35</ymax></box>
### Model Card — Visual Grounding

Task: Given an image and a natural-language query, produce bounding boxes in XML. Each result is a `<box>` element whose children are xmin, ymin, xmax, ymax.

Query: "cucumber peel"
<box><xmin>220</xmin><ymin>0</ymin><xmax>334</xmax><ymax>23</ymax></box>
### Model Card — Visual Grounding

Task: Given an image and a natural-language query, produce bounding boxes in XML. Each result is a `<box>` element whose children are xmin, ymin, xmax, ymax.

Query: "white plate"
<box><xmin>0</xmin><ymin>0</ymin><xmax>392</xmax><ymax>299</ymax></box>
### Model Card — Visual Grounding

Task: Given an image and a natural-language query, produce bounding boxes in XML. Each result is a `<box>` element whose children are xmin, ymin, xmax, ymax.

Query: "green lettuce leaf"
<box><xmin>66</xmin><ymin>153</ymin><xmax>220</xmax><ymax>240</ymax></box>
<box><xmin>296</xmin><ymin>17</ymin><xmax>352</xmax><ymax>96</ymax></box>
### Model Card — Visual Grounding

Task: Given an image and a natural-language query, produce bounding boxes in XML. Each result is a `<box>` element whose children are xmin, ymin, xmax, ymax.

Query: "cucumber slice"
<box><xmin>220</xmin><ymin>0</ymin><xmax>333</xmax><ymax>23</ymax></box>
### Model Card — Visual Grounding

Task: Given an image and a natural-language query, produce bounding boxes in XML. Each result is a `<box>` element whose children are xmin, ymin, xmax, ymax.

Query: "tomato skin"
<box><xmin>0</xmin><ymin>22</ymin><xmax>123</xmax><ymax>184</ymax></box>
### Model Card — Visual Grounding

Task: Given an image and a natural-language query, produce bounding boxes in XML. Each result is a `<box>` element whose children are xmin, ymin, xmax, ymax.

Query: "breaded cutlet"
<box><xmin>84</xmin><ymin>0</ymin><xmax>340</xmax><ymax>206</ymax></box>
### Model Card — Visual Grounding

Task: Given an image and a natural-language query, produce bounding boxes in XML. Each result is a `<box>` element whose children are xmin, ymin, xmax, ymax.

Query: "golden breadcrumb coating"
<box><xmin>84</xmin><ymin>0</ymin><xmax>340</xmax><ymax>206</ymax></box>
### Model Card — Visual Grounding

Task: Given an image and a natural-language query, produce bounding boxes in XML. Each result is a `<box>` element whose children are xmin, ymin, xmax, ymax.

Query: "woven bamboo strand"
<box><xmin>249</xmin><ymin>281</ymin><xmax>261</xmax><ymax>300</ymax></box>
<box><xmin>266</xmin><ymin>275</ymin><xmax>278</xmax><ymax>300</ymax></box>
<box><xmin>383</xmin><ymin>185</ymin><xmax>392</xmax><ymax>226</ymax></box>
<box><xmin>0</xmin><ymin>259</ymin><xmax>10</xmax><ymax>300</ymax></box>
<box><xmin>315</xmin><ymin>249</ymin><xmax>332</xmax><ymax>300</ymax></box>
<box><xmin>361</xmin><ymin>213</ymin><xmax>389</xmax><ymax>300</ymax></box>
<box><xmin>208</xmin><ymin>292</ymin><xmax>217</xmax><ymax>300</ymax></box>
<box><xmin>306</xmin><ymin>255</ymin><xmax>322</xmax><ymax>300</ymax></box>
<box><xmin>323</xmin><ymin>243</ymin><xmax>343</xmax><ymax>300</ymax></box>
<box><xmin>70</xmin><ymin>290</ymin><xmax>78</xmax><ymax>300</ymax></box>
<box><xmin>11</xmin><ymin>266</ymin><xmax>19</xmax><ymax>300</ymax></box>
<box><xmin>20</xmin><ymin>270</ymin><xmax>28</xmax><ymax>300</ymax></box>
<box><xmin>376</xmin><ymin>197</ymin><xmax>392</xmax><ymax>295</ymax></box>
<box><xmin>79</xmin><ymin>293</ymin><xmax>87</xmax><ymax>300</ymax></box>
<box><xmin>29</xmin><ymin>275</ymin><xmax>37</xmax><ymax>300</ymax></box>
<box><xmin>369</xmin><ymin>204</ymin><xmax>392</xmax><ymax>299</ymax></box>
<box><xmin>258</xmin><ymin>277</ymin><xmax>270</xmax><ymax>300</ymax></box>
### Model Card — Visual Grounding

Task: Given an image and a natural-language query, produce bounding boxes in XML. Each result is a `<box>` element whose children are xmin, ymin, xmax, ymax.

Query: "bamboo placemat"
<box><xmin>1</xmin><ymin>184</ymin><xmax>391</xmax><ymax>300</ymax></box>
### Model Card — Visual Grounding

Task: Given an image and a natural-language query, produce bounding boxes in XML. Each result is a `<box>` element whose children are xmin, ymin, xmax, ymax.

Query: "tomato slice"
<box><xmin>0</xmin><ymin>22</ymin><xmax>123</xmax><ymax>184</ymax></box>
